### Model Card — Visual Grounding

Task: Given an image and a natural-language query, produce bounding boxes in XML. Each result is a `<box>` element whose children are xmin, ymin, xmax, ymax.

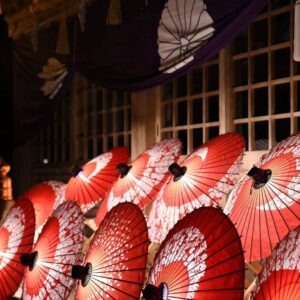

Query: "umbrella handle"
<box><xmin>71</xmin><ymin>164</ymin><xmax>83</xmax><ymax>177</ymax></box>
<box><xmin>20</xmin><ymin>251</ymin><xmax>38</xmax><ymax>271</ymax></box>
<box><xmin>168</xmin><ymin>163</ymin><xmax>187</xmax><ymax>182</ymax></box>
<box><xmin>247</xmin><ymin>166</ymin><xmax>272</xmax><ymax>189</ymax></box>
<box><xmin>116</xmin><ymin>163</ymin><xmax>132</xmax><ymax>177</ymax></box>
<box><xmin>142</xmin><ymin>282</ymin><xmax>168</xmax><ymax>300</ymax></box>
<box><xmin>71</xmin><ymin>263</ymin><xmax>92</xmax><ymax>287</ymax></box>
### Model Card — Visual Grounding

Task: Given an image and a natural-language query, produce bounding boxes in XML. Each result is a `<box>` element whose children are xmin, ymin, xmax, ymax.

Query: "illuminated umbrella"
<box><xmin>95</xmin><ymin>138</ymin><xmax>182</xmax><ymax>226</ymax></box>
<box><xmin>65</xmin><ymin>147</ymin><xmax>129</xmax><ymax>213</ymax></box>
<box><xmin>251</xmin><ymin>229</ymin><xmax>300</xmax><ymax>300</ymax></box>
<box><xmin>148</xmin><ymin>133</ymin><xmax>244</xmax><ymax>243</ymax></box>
<box><xmin>22</xmin><ymin>201</ymin><xmax>84</xmax><ymax>299</ymax></box>
<box><xmin>0</xmin><ymin>198</ymin><xmax>35</xmax><ymax>299</ymax></box>
<box><xmin>224</xmin><ymin>133</ymin><xmax>300</xmax><ymax>262</ymax></box>
<box><xmin>73</xmin><ymin>202</ymin><xmax>149</xmax><ymax>299</ymax></box>
<box><xmin>144</xmin><ymin>207</ymin><xmax>245</xmax><ymax>300</ymax></box>
<box><xmin>18</xmin><ymin>181</ymin><xmax>66</xmax><ymax>240</ymax></box>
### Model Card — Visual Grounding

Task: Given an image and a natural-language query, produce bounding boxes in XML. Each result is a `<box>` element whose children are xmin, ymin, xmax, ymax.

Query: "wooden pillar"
<box><xmin>219</xmin><ymin>48</ymin><xmax>233</xmax><ymax>133</ymax></box>
<box><xmin>130</xmin><ymin>87</ymin><xmax>158</xmax><ymax>159</ymax></box>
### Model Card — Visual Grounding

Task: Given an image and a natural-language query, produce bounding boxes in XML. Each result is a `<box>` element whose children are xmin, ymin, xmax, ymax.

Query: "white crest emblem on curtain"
<box><xmin>38</xmin><ymin>57</ymin><xmax>68</xmax><ymax>99</ymax></box>
<box><xmin>158</xmin><ymin>0</ymin><xmax>215</xmax><ymax>73</ymax></box>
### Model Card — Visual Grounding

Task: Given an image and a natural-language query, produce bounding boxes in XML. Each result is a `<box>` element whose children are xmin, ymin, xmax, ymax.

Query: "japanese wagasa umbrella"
<box><xmin>18</xmin><ymin>181</ymin><xmax>66</xmax><ymax>240</ymax></box>
<box><xmin>72</xmin><ymin>202</ymin><xmax>149</xmax><ymax>299</ymax></box>
<box><xmin>22</xmin><ymin>201</ymin><xmax>84</xmax><ymax>300</ymax></box>
<box><xmin>143</xmin><ymin>207</ymin><xmax>245</xmax><ymax>300</ymax></box>
<box><xmin>224</xmin><ymin>133</ymin><xmax>300</xmax><ymax>262</ymax></box>
<box><xmin>65</xmin><ymin>147</ymin><xmax>129</xmax><ymax>213</ymax></box>
<box><xmin>148</xmin><ymin>133</ymin><xmax>244</xmax><ymax>243</ymax></box>
<box><xmin>251</xmin><ymin>229</ymin><xmax>300</xmax><ymax>300</ymax></box>
<box><xmin>0</xmin><ymin>198</ymin><xmax>35</xmax><ymax>299</ymax></box>
<box><xmin>95</xmin><ymin>138</ymin><xmax>182</xmax><ymax>226</ymax></box>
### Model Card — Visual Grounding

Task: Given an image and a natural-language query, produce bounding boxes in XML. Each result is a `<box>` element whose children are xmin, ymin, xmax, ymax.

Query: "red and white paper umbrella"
<box><xmin>22</xmin><ymin>201</ymin><xmax>84</xmax><ymax>300</ymax></box>
<box><xmin>144</xmin><ymin>207</ymin><xmax>245</xmax><ymax>300</ymax></box>
<box><xmin>18</xmin><ymin>181</ymin><xmax>66</xmax><ymax>240</ymax></box>
<box><xmin>65</xmin><ymin>147</ymin><xmax>129</xmax><ymax>213</ymax></box>
<box><xmin>95</xmin><ymin>138</ymin><xmax>181</xmax><ymax>226</ymax></box>
<box><xmin>148</xmin><ymin>133</ymin><xmax>244</xmax><ymax>243</ymax></box>
<box><xmin>224</xmin><ymin>133</ymin><xmax>300</xmax><ymax>262</ymax></box>
<box><xmin>251</xmin><ymin>229</ymin><xmax>300</xmax><ymax>300</ymax></box>
<box><xmin>0</xmin><ymin>198</ymin><xmax>35</xmax><ymax>299</ymax></box>
<box><xmin>73</xmin><ymin>202</ymin><xmax>149</xmax><ymax>299</ymax></box>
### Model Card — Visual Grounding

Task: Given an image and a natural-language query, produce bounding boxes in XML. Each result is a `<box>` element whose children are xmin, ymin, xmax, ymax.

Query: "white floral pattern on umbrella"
<box><xmin>18</xmin><ymin>181</ymin><xmax>66</xmax><ymax>242</ymax></box>
<box><xmin>224</xmin><ymin>133</ymin><xmax>300</xmax><ymax>262</ymax></box>
<box><xmin>75</xmin><ymin>203</ymin><xmax>149</xmax><ymax>299</ymax></box>
<box><xmin>22</xmin><ymin>201</ymin><xmax>84</xmax><ymax>300</ymax></box>
<box><xmin>148</xmin><ymin>133</ymin><xmax>244</xmax><ymax>243</ymax></box>
<box><xmin>0</xmin><ymin>198</ymin><xmax>35</xmax><ymax>299</ymax></box>
<box><xmin>251</xmin><ymin>229</ymin><xmax>300</xmax><ymax>299</ymax></box>
<box><xmin>158</xmin><ymin>0</ymin><xmax>215</xmax><ymax>73</ymax></box>
<box><xmin>145</xmin><ymin>207</ymin><xmax>245</xmax><ymax>300</ymax></box>
<box><xmin>95</xmin><ymin>138</ymin><xmax>181</xmax><ymax>226</ymax></box>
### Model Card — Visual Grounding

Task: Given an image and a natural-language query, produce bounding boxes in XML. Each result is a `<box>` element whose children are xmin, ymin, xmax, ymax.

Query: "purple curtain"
<box><xmin>12</xmin><ymin>0</ymin><xmax>267</xmax><ymax>146</ymax></box>
<box><xmin>75</xmin><ymin>0</ymin><xmax>268</xmax><ymax>90</ymax></box>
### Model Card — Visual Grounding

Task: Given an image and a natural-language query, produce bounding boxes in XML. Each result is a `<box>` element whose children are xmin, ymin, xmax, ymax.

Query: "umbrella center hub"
<box><xmin>247</xmin><ymin>166</ymin><xmax>272</xmax><ymax>189</ymax></box>
<box><xmin>169</xmin><ymin>163</ymin><xmax>187</xmax><ymax>182</ymax></box>
<box><xmin>142</xmin><ymin>282</ymin><xmax>169</xmax><ymax>300</ymax></box>
<box><xmin>71</xmin><ymin>164</ymin><xmax>83</xmax><ymax>177</ymax></box>
<box><xmin>72</xmin><ymin>262</ymin><xmax>93</xmax><ymax>287</ymax></box>
<box><xmin>20</xmin><ymin>251</ymin><xmax>38</xmax><ymax>271</ymax></box>
<box><xmin>116</xmin><ymin>163</ymin><xmax>132</xmax><ymax>178</ymax></box>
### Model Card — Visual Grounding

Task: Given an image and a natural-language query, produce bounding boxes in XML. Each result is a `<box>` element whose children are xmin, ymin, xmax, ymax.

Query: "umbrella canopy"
<box><xmin>17</xmin><ymin>181</ymin><xmax>66</xmax><ymax>240</ymax></box>
<box><xmin>0</xmin><ymin>198</ymin><xmax>35</xmax><ymax>299</ymax></box>
<box><xmin>65</xmin><ymin>147</ymin><xmax>129</xmax><ymax>213</ymax></box>
<box><xmin>22</xmin><ymin>201</ymin><xmax>84</xmax><ymax>300</ymax></box>
<box><xmin>144</xmin><ymin>207</ymin><xmax>245</xmax><ymax>300</ymax></box>
<box><xmin>224</xmin><ymin>133</ymin><xmax>300</xmax><ymax>262</ymax></box>
<box><xmin>251</xmin><ymin>229</ymin><xmax>300</xmax><ymax>300</ymax></box>
<box><xmin>73</xmin><ymin>202</ymin><xmax>149</xmax><ymax>299</ymax></box>
<box><xmin>148</xmin><ymin>133</ymin><xmax>244</xmax><ymax>243</ymax></box>
<box><xmin>95</xmin><ymin>138</ymin><xmax>181</xmax><ymax>226</ymax></box>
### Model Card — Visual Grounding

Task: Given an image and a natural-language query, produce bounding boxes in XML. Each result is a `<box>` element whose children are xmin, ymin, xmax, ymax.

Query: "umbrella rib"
<box><xmin>160</xmin><ymin>211</ymin><xmax>225</xmax><ymax>285</ymax></box>
<box><xmin>33</xmin><ymin>264</ymin><xmax>70</xmax><ymax>299</ymax></box>
<box><xmin>92</xmin><ymin>229</ymin><xmax>148</xmax><ymax>268</ymax></box>
<box><xmin>93</xmin><ymin>251</ymin><xmax>148</xmax><ymax>272</ymax></box>
<box><xmin>88</xmin><ymin>272</ymin><xmax>137</xmax><ymax>299</ymax></box>
<box><xmin>87</xmin><ymin>276</ymin><xmax>114</xmax><ymax>300</ymax></box>
<box><xmin>170</xmin><ymin>251</ymin><xmax>245</xmax><ymax>293</ymax></box>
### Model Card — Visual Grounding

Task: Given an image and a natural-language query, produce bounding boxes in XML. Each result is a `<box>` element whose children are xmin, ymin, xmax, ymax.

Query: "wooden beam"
<box><xmin>5</xmin><ymin>0</ymin><xmax>92</xmax><ymax>39</ymax></box>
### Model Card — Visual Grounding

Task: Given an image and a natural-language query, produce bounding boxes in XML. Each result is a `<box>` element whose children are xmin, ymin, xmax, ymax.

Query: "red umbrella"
<box><xmin>148</xmin><ymin>133</ymin><xmax>244</xmax><ymax>243</ymax></box>
<box><xmin>73</xmin><ymin>202</ymin><xmax>149</xmax><ymax>299</ymax></box>
<box><xmin>224</xmin><ymin>133</ymin><xmax>300</xmax><ymax>262</ymax></box>
<box><xmin>22</xmin><ymin>201</ymin><xmax>84</xmax><ymax>299</ymax></box>
<box><xmin>18</xmin><ymin>181</ymin><xmax>66</xmax><ymax>240</ymax></box>
<box><xmin>95</xmin><ymin>138</ymin><xmax>182</xmax><ymax>226</ymax></box>
<box><xmin>65</xmin><ymin>147</ymin><xmax>129</xmax><ymax>213</ymax></box>
<box><xmin>144</xmin><ymin>207</ymin><xmax>245</xmax><ymax>300</ymax></box>
<box><xmin>0</xmin><ymin>198</ymin><xmax>35</xmax><ymax>299</ymax></box>
<box><xmin>251</xmin><ymin>229</ymin><xmax>300</xmax><ymax>300</ymax></box>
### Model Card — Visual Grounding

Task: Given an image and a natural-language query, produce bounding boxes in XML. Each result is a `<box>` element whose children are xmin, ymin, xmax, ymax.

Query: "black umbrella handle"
<box><xmin>71</xmin><ymin>164</ymin><xmax>83</xmax><ymax>177</ymax></box>
<box><xmin>20</xmin><ymin>251</ymin><xmax>38</xmax><ymax>271</ymax></box>
<box><xmin>247</xmin><ymin>166</ymin><xmax>272</xmax><ymax>189</ymax></box>
<box><xmin>169</xmin><ymin>163</ymin><xmax>187</xmax><ymax>182</ymax></box>
<box><xmin>72</xmin><ymin>263</ymin><xmax>92</xmax><ymax>287</ymax></box>
<box><xmin>142</xmin><ymin>282</ymin><xmax>168</xmax><ymax>300</ymax></box>
<box><xmin>116</xmin><ymin>163</ymin><xmax>132</xmax><ymax>177</ymax></box>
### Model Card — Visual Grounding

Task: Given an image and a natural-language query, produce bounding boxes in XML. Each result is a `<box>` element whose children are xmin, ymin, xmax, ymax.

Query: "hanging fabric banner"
<box><xmin>13</xmin><ymin>24</ymin><xmax>73</xmax><ymax>147</ymax></box>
